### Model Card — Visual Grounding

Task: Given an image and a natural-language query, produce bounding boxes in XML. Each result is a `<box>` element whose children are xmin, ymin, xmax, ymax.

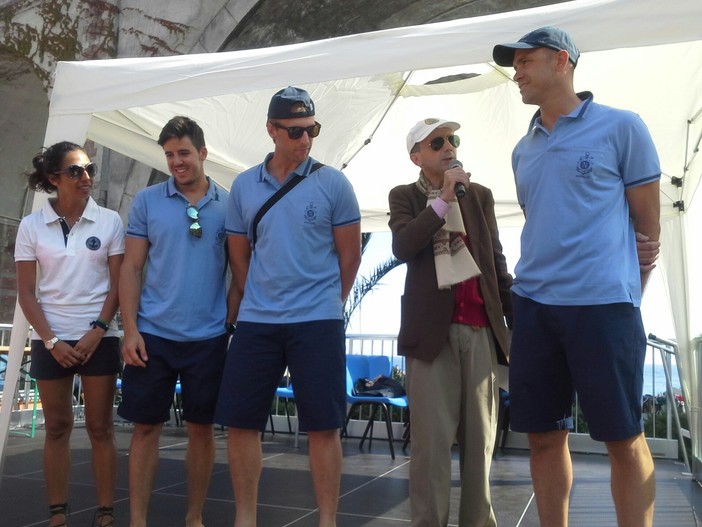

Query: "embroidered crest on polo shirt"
<box><xmin>86</xmin><ymin>236</ymin><xmax>101</xmax><ymax>250</ymax></box>
<box><xmin>303</xmin><ymin>202</ymin><xmax>318</xmax><ymax>224</ymax></box>
<box><xmin>216</xmin><ymin>228</ymin><xmax>227</xmax><ymax>245</ymax></box>
<box><xmin>576</xmin><ymin>152</ymin><xmax>594</xmax><ymax>177</ymax></box>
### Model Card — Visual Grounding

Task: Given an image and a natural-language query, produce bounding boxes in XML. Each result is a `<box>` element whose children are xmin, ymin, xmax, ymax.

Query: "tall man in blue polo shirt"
<box><xmin>215</xmin><ymin>86</ymin><xmax>362</xmax><ymax>527</ymax></box>
<box><xmin>493</xmin><ymin>28</ymin><xmax>660</xmax><ymax>526</ymax></box>
<box><xmin>119</xmin><ymin>116</ymin><xmax>235</xmax><ymax>527</ymax></box>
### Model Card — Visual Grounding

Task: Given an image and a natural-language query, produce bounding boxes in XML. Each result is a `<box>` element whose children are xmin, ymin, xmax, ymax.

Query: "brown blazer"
<box><xmin>388</xmin><ymin>181</ymin><xmax>513</xmax><ymax>364</ymax></box>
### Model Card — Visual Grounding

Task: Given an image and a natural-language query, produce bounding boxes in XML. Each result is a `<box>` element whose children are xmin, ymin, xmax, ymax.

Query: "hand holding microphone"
<box><xmin>450</xmin><ymin>159</ymin><xmax>467</xmax><ymax>198</ymax></box>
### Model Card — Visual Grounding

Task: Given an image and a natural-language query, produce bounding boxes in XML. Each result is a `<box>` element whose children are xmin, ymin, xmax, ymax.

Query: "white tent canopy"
<box><xmin>2</xmin><ymin>0</ymin><xmax>701</xmax><ymax>473</ymax></box>
<box><xmin>41</xmin><ymin>0</ymin><xmax>701</xmax><ymax>230</ymax></box>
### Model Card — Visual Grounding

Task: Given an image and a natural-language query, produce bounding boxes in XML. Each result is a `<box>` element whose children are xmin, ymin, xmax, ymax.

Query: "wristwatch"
<box><xmin>45</xmin><ymin>336</ymin><xmax>60</xmax><ymax>350</ymax></box>
<box><xmin>90</xmin><ymin>319</ymin><xmax>110</xmax><ymax>331</ymax></box>
<box><xmin>225</xmin><ymin>322</ymin><xmax>237</xmax><ymax>335</ymax></box>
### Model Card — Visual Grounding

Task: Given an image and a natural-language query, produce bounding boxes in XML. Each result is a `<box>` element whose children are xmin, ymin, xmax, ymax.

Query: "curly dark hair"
<box><xmin>27</xmin><ymin>141</ymin><xmax>84</xmax><ymax>193</ymax></box>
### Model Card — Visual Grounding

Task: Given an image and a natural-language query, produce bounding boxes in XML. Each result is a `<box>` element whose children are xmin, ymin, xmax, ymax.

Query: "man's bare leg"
<box><xmin>607</xmin><ymin>432</ymin><xmax>655</xmax><ymax>527</ymax></box>
<box><xmin>308</xmin><ymin>429</ymin><xmax>342</xmax><ymax>527</ymax></box>
<box><xmin>528</xmin><ymin>430</ymin><xmax>572</xmax><ymax>527</ymax></box>
<box><xmin>228</xmin><ymin>428</ymin><xmax>262</xmax><ymax>527</ymax></box>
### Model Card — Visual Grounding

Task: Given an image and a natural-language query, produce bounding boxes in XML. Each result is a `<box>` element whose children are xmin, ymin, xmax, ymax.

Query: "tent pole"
<box><xmin>0</xmin><ymin>301</ymin><xmax>31</xmax><ymax>490</ymax></box>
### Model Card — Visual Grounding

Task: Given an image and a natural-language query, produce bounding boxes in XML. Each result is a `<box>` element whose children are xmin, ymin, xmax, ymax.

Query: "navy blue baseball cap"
<box><xmin>267</xmin><ymin>86</ymin><xmax>315</xmax><ymax>119</ymax></box>
<box><xmin>493</xmin><ymin>26</ymin><xmax>580</xmax><ymax>67</ymax></box>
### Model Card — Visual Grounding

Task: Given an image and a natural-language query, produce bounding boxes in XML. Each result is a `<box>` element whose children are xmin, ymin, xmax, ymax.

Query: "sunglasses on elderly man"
<box><xmin>273</xmin><ymin>121</ymin><xmax>322</xmax><ymax>140</ymax></box>
<box><xmin>55</xmin><ymin>162</ymin><xmax>98</xmax><ymax>180</ymax></box>
<box><xmin>428</xmin><ymin>135</ymin><xmax>460</xmax><ymax>151</ymax></box>
<box><xmin>186</xmin><ymin>206</ymin><xmax>202</xmax><ymax>238</ymax></box>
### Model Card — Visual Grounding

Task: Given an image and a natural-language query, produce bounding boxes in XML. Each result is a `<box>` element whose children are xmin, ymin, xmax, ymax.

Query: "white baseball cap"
<box><xmin>406</xmin><ymin>118</ymin><xmax>461</xmax><ymax>154</ymax></box>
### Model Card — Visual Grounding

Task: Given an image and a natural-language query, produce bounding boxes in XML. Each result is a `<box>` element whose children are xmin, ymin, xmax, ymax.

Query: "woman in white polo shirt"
<box><xmin>15</xmin><ymin>141</ymin><xmax>124</xmax><ymax>527</ymax></box>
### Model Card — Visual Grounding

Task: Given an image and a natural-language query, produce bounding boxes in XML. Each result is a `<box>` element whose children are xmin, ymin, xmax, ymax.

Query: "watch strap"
<box><xmin>90</xmin><ymin>319</ymin><xmax>110</xmax><ymax>331</ymax></box>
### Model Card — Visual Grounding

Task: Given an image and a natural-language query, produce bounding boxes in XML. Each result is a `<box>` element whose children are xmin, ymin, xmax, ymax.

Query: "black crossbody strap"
<box><xmin>251</xmin><ymin>162</ymin><xmax>324</xmax><ymax>249</ymax></box>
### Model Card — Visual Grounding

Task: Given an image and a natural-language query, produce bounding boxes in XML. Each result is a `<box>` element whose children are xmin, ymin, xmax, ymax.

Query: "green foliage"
<box><xmin>572</xmin><ymin>401</ymin><xmax>590</xmax><ymax>434</ymax></box>
<box><xmin>643</xmin><ymin>405</ymin><xmax>688</xmax><ymax>437</ymax></box>
<box><xmin>643</xmin><ymin>394</ymin><xmax>690</xmax><ymax>462</ymax></box>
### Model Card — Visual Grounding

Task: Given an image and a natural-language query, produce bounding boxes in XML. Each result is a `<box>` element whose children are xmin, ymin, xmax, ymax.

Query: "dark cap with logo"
<box><xmin>492</xmin><ymin>26</ymin><xmax>580</xmax><ymax>67</ymax></box>
<box><xmin>267</xmin><ymin>86</ymin><xmax>315</xmax><ymax>119</ymax></box>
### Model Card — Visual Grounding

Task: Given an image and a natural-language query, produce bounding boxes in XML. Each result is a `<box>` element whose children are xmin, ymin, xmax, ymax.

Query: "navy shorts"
<box><xmin>117</xmin><ymin>332</ymin><xmax>228</xmax><ymax>425</ymax></box>
<box><xmin>509</xmin><ymin>294</ymin><xmax>647</xmax><ymax>442</ymax></box>
<box><xmin>215</xmin><ymin>320</ymin><xmax>347</xmax><ymax>432</ymax></box>
<box><xmin>30</xmin><ymin>337</ymin><xmax>121</xmax><ymax>380</ymax></box>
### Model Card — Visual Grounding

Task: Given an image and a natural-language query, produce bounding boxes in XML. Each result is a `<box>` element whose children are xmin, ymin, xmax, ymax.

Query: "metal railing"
<box><xmin>645</xmin><ymin>334</ymin><xmax>690</xmax><ymax>472</ymax></box>
<box><xmin>1</xmin><ymin>327</ymin><xmax>689</xmax><ymax>456</ymax></box>
<box><xmin>346</xmin><ymin>334</ymin><xmax>691</xmax><ymax>460</ymax></box>
<box><xmin>0</xmin><ymin>323</ymin><xmax>38</xmax><ymax>435</ymax></box>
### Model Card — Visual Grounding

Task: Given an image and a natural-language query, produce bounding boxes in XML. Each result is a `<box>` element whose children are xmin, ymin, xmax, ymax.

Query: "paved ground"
<box><xmin>1</xmin><ymin>423</ymin><xmax>700</xmax><ymax>526</ymax></box>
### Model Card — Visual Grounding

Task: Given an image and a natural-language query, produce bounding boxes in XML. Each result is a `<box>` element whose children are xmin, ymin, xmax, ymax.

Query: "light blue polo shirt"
<box><xmin>227</xmin><ymin>154</ymin><xmax>360</xmax><ymax>323</ymax></box>
<box><xmin>126</xmin><ymin>177</ymin><xmax>229</xmax><ymax>340</ymax></box>
<box><xmin>511</xmin><ymin>93</ymin><xmax>660</xmax><ymax>307</ymax></box>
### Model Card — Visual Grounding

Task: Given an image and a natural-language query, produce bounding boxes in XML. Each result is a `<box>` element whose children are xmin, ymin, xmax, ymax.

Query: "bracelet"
<box><xmin>90</xmin><ymin>319</ymin><xmax>110</xmax><ymax>331</ymax></box>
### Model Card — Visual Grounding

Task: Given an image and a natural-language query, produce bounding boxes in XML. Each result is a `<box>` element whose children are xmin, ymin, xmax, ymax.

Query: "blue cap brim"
<box><xmin>492</xmin><ymin>42</ymin><xmax>539</xmax><ymax>67</ymax></box>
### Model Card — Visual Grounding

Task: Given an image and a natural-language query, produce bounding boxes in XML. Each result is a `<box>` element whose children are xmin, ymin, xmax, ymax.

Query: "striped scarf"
<box><xmin>416</xmin><ymin>174</ymin><xmax>481</xmax><ymax>289</ymax></box>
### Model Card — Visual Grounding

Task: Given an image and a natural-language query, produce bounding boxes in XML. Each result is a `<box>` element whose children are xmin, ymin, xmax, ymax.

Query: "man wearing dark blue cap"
<box><xmin>493</xmin><ymin>27</ymin><xmax>659</xmax><ymax>527</ymax></box>
<box><xmin>215</xmin><ymin>86</ymin><xmax>361</xmax><ymax>527</ymax></box>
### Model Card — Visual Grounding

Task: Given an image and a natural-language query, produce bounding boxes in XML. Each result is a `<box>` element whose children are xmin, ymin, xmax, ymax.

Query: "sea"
<box><xmin>643</xmin><ymin>362</ymin><xmax>682</xmax><ymax>397</ymax></box>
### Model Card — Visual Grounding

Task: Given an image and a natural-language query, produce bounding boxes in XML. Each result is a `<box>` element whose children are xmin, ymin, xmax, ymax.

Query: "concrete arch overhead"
<box><xmin>0</xmin><ymin>50</ymin><xmax>45</xmax><ymax>322</ymax></box>
<box><xmin>217</xmin><ymin>0</ymin><xmax>564</xmax><ymax>51</ymax></box>
<box><xmin>0</xmin><ymin>51</ymin><xmax>44</xmax><ymax>218</ymax></box>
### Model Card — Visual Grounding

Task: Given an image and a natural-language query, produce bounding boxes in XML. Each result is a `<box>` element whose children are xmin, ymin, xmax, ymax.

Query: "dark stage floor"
<box><xmin>1</xmin><ymin>423</ymin><xmax>700</xmax><ymax>526</ymax></box>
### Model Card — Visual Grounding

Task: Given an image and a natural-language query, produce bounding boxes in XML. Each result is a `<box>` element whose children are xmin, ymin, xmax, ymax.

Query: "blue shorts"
<box><xmin>117</xmin><ymin>332</ymin><xmax>228</xmax><ymax>425</ymax></box>
<box><xmin>509</xmin><ymin>294</ymin><xmax>646</xmax><ymax>442</ymax></box>
<box><xmin>214</xmin><ymin>320</ymin><xmax>347</xmax><ymax>432</ymax></box>
<box><xmin>30</xmin><ymin>337</ymin><xmax>121</xmax><ymax>380</ymax></box>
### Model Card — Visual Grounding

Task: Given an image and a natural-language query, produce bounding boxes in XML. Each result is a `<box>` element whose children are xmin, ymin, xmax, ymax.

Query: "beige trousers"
<box><xmin>406</xmin><ymin>324</ymin><xmax>498</xmax><ymax>527</ymax></box>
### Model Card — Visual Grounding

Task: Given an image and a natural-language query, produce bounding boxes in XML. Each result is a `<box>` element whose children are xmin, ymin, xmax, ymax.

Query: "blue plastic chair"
<box><xmin>173</xmin><ymin>381</ymin><xmax>183</xmax><ymax>426</ymax></box>
<box><xmin>344</xmin><ymin>354</ymin><xmax>408</xmax><ymax>459</ymax></box>
<box><xmin>274</xmin><ymin>384</ymin><xmax>295</xmax><ymax>434</ymax></box>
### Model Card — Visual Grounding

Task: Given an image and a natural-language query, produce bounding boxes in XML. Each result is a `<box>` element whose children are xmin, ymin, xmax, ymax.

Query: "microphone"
<box><xmin>450</xmin><ymin>159</ymin><xmax>466</xmax><ymax>198</ymax></box>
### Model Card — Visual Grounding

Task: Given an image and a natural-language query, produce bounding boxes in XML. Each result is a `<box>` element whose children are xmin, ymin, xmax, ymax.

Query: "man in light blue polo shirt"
<box><xmin>215</xmin><ymin>86</ymin><xmax>361</xmax><ymax>527</ymax></box>
<box><xmin>119</xmin><ymin>116</ymin><xmax>235</xmax><ymax>527</ymax></box>
<box><xmin>493</xmin><ymin>28</ymin><xmax>660</xmax><ymax>526</ymax></box>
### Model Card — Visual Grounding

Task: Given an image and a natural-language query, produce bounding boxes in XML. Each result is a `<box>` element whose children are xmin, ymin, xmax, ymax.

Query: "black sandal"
<box><xmin>49</xmin><ymin>503</ymin><xmax>69</xmax><ymax>527</ymax></box>
<box><xmin>92</xmin><ymin>506</ymin><xmax>114</xmax><ymax>527</ymax></box>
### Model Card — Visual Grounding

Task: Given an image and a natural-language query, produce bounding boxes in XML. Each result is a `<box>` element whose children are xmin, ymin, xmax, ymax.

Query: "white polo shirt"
<box><xmin>15</xmin><ymin>197</ymin><xmax>125</xmax><ymax>340</ymax></box>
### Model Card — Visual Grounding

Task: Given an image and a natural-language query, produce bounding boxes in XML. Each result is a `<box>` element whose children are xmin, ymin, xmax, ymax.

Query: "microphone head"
<box><xmin>449</xmin><ymin>159</ymin><xmax>462</xmax><ymax>169</ymax></box>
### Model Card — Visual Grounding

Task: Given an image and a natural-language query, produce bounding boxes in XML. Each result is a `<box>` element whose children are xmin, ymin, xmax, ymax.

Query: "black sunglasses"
<box><xmin>273</xmin><ymin>121</ymin><xmax>322</xmax><ymax>140</ymax></box>
<box><xmin>429</xmin><ymin>135</ymin><xmax>460</xmax><ymax>151</ymax></box>
<box><xmin>186</xmin><ymin>206</ymin><xmax>202</xmax><ymax>238</ymax></box>
<box><xmin>55</xmin><ymin>162</ymin><xmax>98</xmax><ymax>180</ymax></box>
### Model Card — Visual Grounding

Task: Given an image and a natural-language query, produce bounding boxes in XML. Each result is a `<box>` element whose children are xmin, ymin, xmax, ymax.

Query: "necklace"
<box><xmin>54</xmin><ymin>204</ymin><xmax>83</xmax><ymax>229</ymax></box>
<box><xmin>58</xmin><ymin>215</ymin><xmax>82</xmax><ymax>228</ymax></box>
<box><xmin>59</xmin><ymin>216</ymin><xmax>83</xmax><ymax>227</ymax></box>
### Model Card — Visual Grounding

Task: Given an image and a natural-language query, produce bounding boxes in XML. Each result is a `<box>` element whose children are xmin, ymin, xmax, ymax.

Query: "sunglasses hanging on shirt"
<box><xmin>186</xmin><ymin>206</ymin><xmax>202</xmax><ymax>238</ymax></box>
